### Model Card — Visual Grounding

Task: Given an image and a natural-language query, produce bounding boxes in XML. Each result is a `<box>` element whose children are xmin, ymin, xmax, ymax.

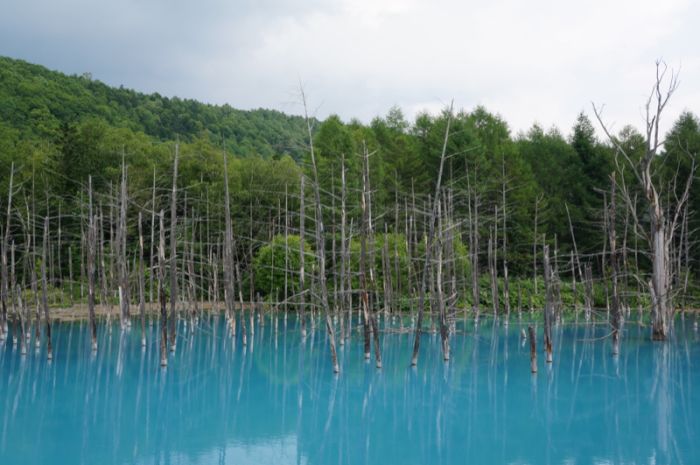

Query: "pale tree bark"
<box><xmin>169</xmin><ymin>143</ymin><xmax>179</xmax><ymax>351</ymax></box>
<box><xmin>41</xmin><ymin>216</ymin><xmax>52</xmax><ymax>361</ymax></box>
<box><xmin>594</xmin><ymin>62</ymin><xmax>695</xmax><ymax>341</ymax></box>
<box><xmin>0</xmin><ymin>163</ymin><xmax>14</xmax><ymax>340</ymax></box>
<box><xmin>158</xmin><ymin>210</ymin><xmax>168</xmax><ymax>367</ymax></box>
<box><xmin>300</xmin><ymin>87</ymin><xmax>340</xmax><ymax>373</ymax></box>
<box><xmin>609</xmin><ymin>173</ymin><xmax>622</xmax><ymax>355</ymax></box>
<box><xmin>87</xmin><ymin>177</ymin><xmax>98</xmax><ymax>352</ymax></box>
<box><xmin>138</xmin><ymin>211</ymin><xmax>146</xmax><ymax>347</ymax></box>
<box><xmin>543</xmin><ymin>245</ymin><xmax>553</xmax><ymax>363</ymax></box>
<box><xmin>411</xmin><ymin>102</ymin><xmax>453</xmax><ymax>367</ymax></box>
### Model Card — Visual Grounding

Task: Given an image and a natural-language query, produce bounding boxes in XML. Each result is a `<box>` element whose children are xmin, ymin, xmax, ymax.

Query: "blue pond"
<box><xmin>0</xmin><ymin>315</ymin><xmax>698</xmax><ymax>465</ymax></box>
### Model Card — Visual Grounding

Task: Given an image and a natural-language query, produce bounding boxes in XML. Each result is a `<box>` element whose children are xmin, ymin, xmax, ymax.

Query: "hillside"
<box><xmin>0</xmin><ymin>56</ymin><xmax>310</xmax><ymax>159</ymax></box>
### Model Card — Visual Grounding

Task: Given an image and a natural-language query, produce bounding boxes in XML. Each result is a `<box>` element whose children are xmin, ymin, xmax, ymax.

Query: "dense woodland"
<box><xmin>0</xmin><ymin>56</ymin><xmax>698</xmax><ymax>368</ymax></box>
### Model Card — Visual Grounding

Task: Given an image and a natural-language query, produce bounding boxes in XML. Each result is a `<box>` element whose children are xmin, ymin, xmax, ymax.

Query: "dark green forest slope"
<box><xmin>0</xmin><ymin>56</ymin><xmax>309</xmax><ymax>159</ymax></box>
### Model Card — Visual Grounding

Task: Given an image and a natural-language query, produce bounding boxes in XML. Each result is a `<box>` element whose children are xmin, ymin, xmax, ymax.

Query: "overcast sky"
<box><xmin>2</xmin><ymin>0</ymin><xmax>698</xmax><ymax>137</ymax></box>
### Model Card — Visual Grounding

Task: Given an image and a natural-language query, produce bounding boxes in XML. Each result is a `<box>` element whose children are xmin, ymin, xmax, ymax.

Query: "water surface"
<box><xmin>0</xmin><ymin>316</ymin><xmax>698</xmax><ymax>464</ymax></box>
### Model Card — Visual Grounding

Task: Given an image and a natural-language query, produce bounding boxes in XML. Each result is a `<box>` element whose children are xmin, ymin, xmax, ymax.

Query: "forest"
<box><xmin>0</xmin><ymin>56</ymin><xmax>698</xmax><ymax>368</ymax></box>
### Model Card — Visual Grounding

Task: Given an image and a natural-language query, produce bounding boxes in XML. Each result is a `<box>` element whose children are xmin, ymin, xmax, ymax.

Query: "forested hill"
<box><xmin>0</xmin><ymin>55</ymin><xmax>309</xmax><ymax>159</ymax></box>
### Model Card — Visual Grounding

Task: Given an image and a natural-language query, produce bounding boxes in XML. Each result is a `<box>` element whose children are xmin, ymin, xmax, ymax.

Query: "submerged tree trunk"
<box><xmin>528</xmin><ymin>325</ymin><xmax>537</xmax><ymax>373</ymax></box>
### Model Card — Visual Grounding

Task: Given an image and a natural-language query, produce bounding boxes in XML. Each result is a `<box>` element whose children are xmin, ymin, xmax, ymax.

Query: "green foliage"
<box><xmin>253</xmin><ymin>235</ymin><xmax>315</xmax><ymax>300</ymax></box>
<box><xmin>0</xmin><ymin>56</ymin><xmax>310</xmax><ymax>160</ymax></box>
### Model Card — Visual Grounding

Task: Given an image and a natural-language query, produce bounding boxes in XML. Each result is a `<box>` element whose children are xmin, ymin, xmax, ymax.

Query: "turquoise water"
<box><xmin>0</xmin><ymin>315</ymin><xmax>698</xmax><ymax>465</ymax></box>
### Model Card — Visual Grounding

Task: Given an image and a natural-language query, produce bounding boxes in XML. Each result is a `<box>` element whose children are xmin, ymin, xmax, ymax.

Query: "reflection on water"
<box><xmin>0</xmin><ymin>316</ymin><xmax>698</xmax><ymax>465</ymax></box>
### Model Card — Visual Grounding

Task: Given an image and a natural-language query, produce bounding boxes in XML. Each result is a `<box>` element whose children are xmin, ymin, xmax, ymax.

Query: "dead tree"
<box><xmin>299</xmin><ymin>176</ymin><xmax>307</xmax><ymax>339</ymax></box>
<box><xmin>467</xmin><ymin>172</ymin><xmax>480</xmax><ymax>319</ymax></box>
<box><xmin>41</xmin><ymin>216</ymin><xmax>52</xmax><ymax>361</ymax></box>
<box><xmin>411</xmin><ymin>102</ymin><xmax>453</xmax><ymax>367</ymax></box>
<box><xmin>301</xmin><ymin>88</ymin><xmax>340</xmax><ymax>373</ymax></box>
<box><xmin>222</xmin><ymin>149</ymin><xmax>237</xmax><ymax>337</ymax></box>
<box><xmin>87</xmin><ymin>177</ymin><xmax>98</xmax><ymax>351</ymax></box>
<box><xmin>543</xmin><ymin>245</ymin><xmax>553</xmax><ymax>363</ymax></box>
<box><xmin>594</xmin><ymin>62</ymin><xmax>695</xmax><ymax>340</ymax></box>
<box><xmin>528</xmin><ymin>325</ymin><xmax>537</xmax><ymax>373</ymax></box>
<box><xmin>150</xmin><ymin>167</ymin><xmax>156</xmax><ymax>304</ymax></box>
<box><xmin>158</xmin><ymin>210</ymin><xmax>168</xmax><ymax>367</ymax></box>
<box><xmin>606</xmin><ymin>174</ymin><xmax>622</xmax><ymax>356</ymax></box>
<box><xmin>489</xmin><ymin>222</ymin><xmax>498</xmax><ymax>317</ymax></box>
<box><xmin>339</xmin><ymin>159</ymin><xmax>348</xmax><ymax>338</ymax></box>
<box><xmin>169</xmin><ymin>144</ymin><xmax>179</xmax><ymax>351</ymax></box>
<box><xmin>501</xmin><ymin>159</ymin><xmax>511</xmax><ymax>322</ymax></box>
<box><xmin>533</xmin><ymin>194</ymin><xmax>544</xmax><ymax>294</ymax></box>
<box><xmin>359</xmin><ymin>149</ymin><xmax>372</xmax><ymax>360</ymax></box>
<box><xmin>0</xmin><ymin>163</ymin><xmax>14</xmax><ymax>341</ymax></box>
<box><xmin>138</xmin><ymin>211</ymin><xmax>146</xmax><ymax>347</ymax></box>
<box><xmin>117</xmin><ymin>156</ymin><xmax>130</xmax><ymax>328</ymax></box>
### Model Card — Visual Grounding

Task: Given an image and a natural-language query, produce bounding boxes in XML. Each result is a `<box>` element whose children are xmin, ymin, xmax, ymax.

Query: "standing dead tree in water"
<box><xmin>117</xmin><ymin>156</ymin><xmax>130</xmax><ymax>329</ymax></box>
<box><xmin>608</xmin><ymin>174</ymin><xmax>622</xmax><ymax>355</ymax></box>
<box><xmin>528</xmin><ymin>325</ymin><xmax>537</xmax><ymax>373</ymax></box>
<box><xmin>411</xmin><ymin>102</ymin><xmax>453</xmax><ymax>367</ymax></box>
<box><xmin>87</xmin><ymin>177</ymin><xmax>98</xmax><ymax>351</ymax></box>
<box><xmin>594</xmin><ymin>62</ymin><xmax>695</xmax><ymax>340</ymax></box>
<box><xmin>41</xmin><ymin>216</ymin><xmax>52</xmax><ymax>360</ymax></box>
<box><xmin>222</xmin><ymin>149</ymin><xmax>239</xmax><ymax>341</ymax></box>
<box><xmin>301</xmin><ymin>87</ymin><xmax>340</xmax><ymax>373</ymax></box>
<box><xmin>169</xmin><ymin>144</ymin><xmax>179</xmax><ymax>351</ymax></box>
<box><xmin>0</xmin><ymin>163</ymin><xmax>14</xmax><ymax>341</ymax></box>
<box><xmin>359</xmin><ymin>141</ymin><xmax>382</xmax><ymax>368</ymax></box>
<box><xmin>298</xmin><ymin>176</ymin><xmax>307</xmax><ymax>339</ymax></box>
<box><xmin>158</xmin><ymin>210</ymin><xmax>168</xmax><ymax>367</ymax></box>
<box><xmin>138</xmin><ymin>212</ymin><xmax>146</xmax><ymax>347</ymax></box>
<box><xmin>543</xmin><ymin>245</ymin><xmax>554</xmax><ymax>363</ymax></box>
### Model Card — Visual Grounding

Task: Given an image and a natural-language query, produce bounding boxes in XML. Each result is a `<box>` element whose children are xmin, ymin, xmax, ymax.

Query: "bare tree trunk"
<box><xmin>359</xmin><ymin>145</ymin><xmax>372</xmax><ymax>361</ymax></box>
<box><xmin>339</xmin><ymin>160</ymin><xmax>348</xmax><ymax>340</ymax></box>
<box><xmin>222</xmin><ymin>149</ymin><xmax>236</xmax><ymax>337</ymax></box>
<box><xmin>87</xmin><ymin>177</ymin><xmax>98</xmax><ymax>352</ymax></box>
<box><xmin>169</xmin><ymin>143</ymin><xmax>179</xmax><ymax>352</ymax></box>
<box><xmin>117</xmin><ymin>155</ymin><xmax>130</xmax><ymax>328</ymax></box>
<box><xmin>469</xmin><ymin>179</ymin><xmax>480</xmax><ymax>320</ymax></box>
<box><xmin>158</xmin><ymin>210</ymin><xmax>168</xmax><ymax>367</ymax></box>
<box><xmin>593</xmin><ymin>63</ymin><xmax>694</xmax><ymax>341</ymax></box>
<box><xmin>0</xmin><ymin>164</ymin><xmax>13</xmax><ymax>341</ymax></box>
<box><xmin>501</xmin><ymin>160</ymin><xmax>510</xmax><ymax>323</ymax></box>
<box><xmin>41</xmin><ymin>216</ymin><xmax>52</xmax><ymax>361</ymax></box>
<box><xmin>489</xmin><ymin>222</ymin><xmax>499</xmax><ymax>317</ymax></box>
<box><xmin>609</xmin><ymin>174</ymin><xmax>622</xmax><ymax>355</ymax></box>
<box><xmin>436</xmin><ymin>197</ymin><xmax>449</xmax><ymax>361</ymax></box>
<box><xmin>533</xmin><ymin>194</ymin><xmax>543</xmax><ymax>294</ymax></box>
<box><xmin>299</xmin><ymin>176</ymin><xmax>307</xmax><ymax>339</ymax></box>
<box><xmin>138</xmin><ymin>211</ymin><xmax>146</xmax><ymax>347</ymax></box>
<box><xmin>301</xmin><ymin>88</ymin><xmax>340</xmax><ymax>373</ymax></box>
<box><xmin>528</xmin><ymin>325</ymin><xmax>537</xmax><ymax>373</ymax></box>
<box><xmin>543</xmin><ymin>245</ymin><xmax>553</xmax><ymax>363</ymax></box>
<box><xmin>584</xmin><ymin>264</ymin><xmax>593</xmax><ymax>321</ymax></box>
<box><xmin>150</xmin><ymin>167</ymin><xmax>156</xmax><ymax>305</ymax></box>
<box><xmin>411</xmin><ymin>102</ymin><xmax>452</xmax><ymax>367</ymax></box>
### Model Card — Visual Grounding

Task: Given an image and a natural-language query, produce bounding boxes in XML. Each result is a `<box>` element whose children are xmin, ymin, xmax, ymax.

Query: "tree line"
<box><xmin>0</xmin><ymin>58</ymin><xmax>698</xmax><ymax>369</ymax></box>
